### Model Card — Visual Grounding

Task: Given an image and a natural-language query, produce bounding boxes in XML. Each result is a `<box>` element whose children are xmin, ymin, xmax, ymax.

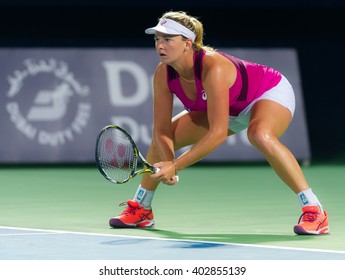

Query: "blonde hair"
<box><xmin>161</xmin><ymin>11</ymin><xmax>214</xmax><ymax>51</ymax></box>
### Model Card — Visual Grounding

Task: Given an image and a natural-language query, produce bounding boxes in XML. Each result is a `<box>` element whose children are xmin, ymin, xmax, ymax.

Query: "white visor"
<box><xmin>145</xmin><ymin>18</ymin><xmax>196</xmax><ymax>42</ymax></box>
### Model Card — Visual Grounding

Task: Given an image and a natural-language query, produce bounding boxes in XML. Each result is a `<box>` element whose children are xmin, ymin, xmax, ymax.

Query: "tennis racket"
<box><xmin>95</xmin><ymin>125</ymin><xmax>158</xmax><ymax>184</ymax></box>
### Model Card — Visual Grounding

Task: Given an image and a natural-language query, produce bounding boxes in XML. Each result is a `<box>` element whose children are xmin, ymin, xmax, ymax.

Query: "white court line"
<box><xmin>0</xmin><ymin>232</ymin><xmax>63</xmax><ymax>236</ymax></box>
<box><xmin>1</xmin><ymin>225</ymin><xmax>345</xmax><ymax>256</ymax></box>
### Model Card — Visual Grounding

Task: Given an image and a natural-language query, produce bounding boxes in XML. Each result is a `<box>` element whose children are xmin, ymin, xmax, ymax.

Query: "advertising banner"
<box><xmin>0</xmin><ymin>48</ymin><xmax>310</xmax><ymax>163</ymax></box>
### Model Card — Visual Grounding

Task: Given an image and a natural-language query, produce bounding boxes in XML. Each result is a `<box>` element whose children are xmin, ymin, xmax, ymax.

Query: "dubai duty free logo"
<box><xmin>6</xmin><ymin>58</ymin><xmax>91</xmax><ymax>146</ymax></box>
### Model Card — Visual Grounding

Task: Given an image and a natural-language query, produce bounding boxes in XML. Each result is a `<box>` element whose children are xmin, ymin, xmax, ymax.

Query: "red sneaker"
<box><xmin>109</xmin><ymin>200</ymin><xmax>154</xmax><ymax>228</ymax></box>
<box><xmin>294</xmin><ymin>206</ymin><xmax>329</xmax><ymax>235</ymax></box>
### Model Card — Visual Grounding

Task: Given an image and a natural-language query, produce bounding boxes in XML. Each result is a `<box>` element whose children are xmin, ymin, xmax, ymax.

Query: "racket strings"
<box><xmin>97</xmin><ymin>128</ymin><xmax>136</xmax><ymax>183</ymax></box>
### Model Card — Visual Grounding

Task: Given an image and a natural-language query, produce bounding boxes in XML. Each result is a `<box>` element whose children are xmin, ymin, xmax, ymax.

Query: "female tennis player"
<box><xmin>109</xmin><ymin>11</ymin><xmax>329</xmax><ymax>235</ymax></box>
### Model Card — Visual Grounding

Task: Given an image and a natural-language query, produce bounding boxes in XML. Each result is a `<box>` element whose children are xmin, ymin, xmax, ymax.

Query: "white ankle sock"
<box><xmin>133</xmin><ymin>185</ymin><xmax>154</xmax><ymax>209</ymax></box>
<box><xmin>297</xmin><ymin>188</ymin><xmax>323</xmax><ymax>212</ymax></box>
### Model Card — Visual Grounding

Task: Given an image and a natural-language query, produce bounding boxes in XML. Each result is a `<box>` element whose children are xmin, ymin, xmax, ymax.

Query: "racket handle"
<box><xmin>153</xmin><ymin>167</ymin><xmax>160</xmax><ymax>173</ymax></box>
<box><xmin>154</xmin><ymin>167</ymin><xmax>179</xmax><ymax>183</ymax></box>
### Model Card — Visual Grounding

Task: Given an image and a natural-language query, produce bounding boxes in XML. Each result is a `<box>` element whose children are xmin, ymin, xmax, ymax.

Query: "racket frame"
<box><xmin>95</xmin><ymin>125</ymin><xmax>157</xmax><ymax>184</ymax></box>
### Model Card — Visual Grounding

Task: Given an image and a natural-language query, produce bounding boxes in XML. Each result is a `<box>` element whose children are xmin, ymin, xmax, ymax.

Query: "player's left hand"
<box><xmin>152</xmin><ymin>161</ymin><xmax>179</xmax><ymax>185</ymax></box>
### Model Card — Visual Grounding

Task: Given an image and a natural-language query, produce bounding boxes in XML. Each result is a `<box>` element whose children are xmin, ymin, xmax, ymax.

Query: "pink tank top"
<box><xmin>166</xmin><ymin>50</ymin><xmax>282</xmax><ymax>116</ymax></box>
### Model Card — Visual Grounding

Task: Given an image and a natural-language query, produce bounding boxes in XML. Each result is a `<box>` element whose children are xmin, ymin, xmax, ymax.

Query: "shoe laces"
<box><xmin>119</xmin><ymin>201</ymin><xmax>140</xmax><ymax>216</ymax></box>
<box><xmin>300</xmin><ymin>211</ymin><xmax>319</xmax><ymax>223</ymax></box>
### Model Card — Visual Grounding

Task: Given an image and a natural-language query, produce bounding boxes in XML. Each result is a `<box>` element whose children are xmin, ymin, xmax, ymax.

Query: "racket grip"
<box><xmin>154</xmin><ymin>167</ymin><xmax>179</xmax><ymax>183</ymax></box>
<box><xmin>154</xmin><ymin>167</ymin><xmax>160</xmax><ymax>173</ymax></box>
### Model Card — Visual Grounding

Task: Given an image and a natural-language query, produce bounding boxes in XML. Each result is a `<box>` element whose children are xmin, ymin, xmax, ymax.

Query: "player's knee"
<box><xmin>247</xmin><ymin>125</ymin><xmax>276</xmax><ymax>151</ymax></box>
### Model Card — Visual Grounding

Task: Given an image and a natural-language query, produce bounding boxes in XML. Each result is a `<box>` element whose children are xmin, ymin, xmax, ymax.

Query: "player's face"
<box><xmin>154</xmin><ymin>32</ymin><xmax>187</xmax><ymax>64</ymax></box>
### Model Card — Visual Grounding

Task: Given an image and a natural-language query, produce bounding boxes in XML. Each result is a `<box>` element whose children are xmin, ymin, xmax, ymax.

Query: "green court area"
<box><xmin>1</xmin><ymin>163</ymin><xmax>344</xmax><ymax>253</ymax></box>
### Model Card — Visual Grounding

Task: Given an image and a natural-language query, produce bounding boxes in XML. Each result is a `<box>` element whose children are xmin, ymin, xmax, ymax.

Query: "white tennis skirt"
<box><xmin>228</xmin><ymin>75</ymin><xmax>295</xmax><ymax>133</ymax></box>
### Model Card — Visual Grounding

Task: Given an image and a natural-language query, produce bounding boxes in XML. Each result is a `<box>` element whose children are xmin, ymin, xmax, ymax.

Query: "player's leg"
<box><xmin>247</xmin><ymin>99</ymin><xmax>308</xmax><ymax>194</ymax></box>
<box><xmin>247</xmin><ymin>99</ymin><xmax>329</xmax><ymax>235</ymax></box>
<box><xmin>109</xmin><ymin>111</ymin><xmax>212</xmax><ymax>228</ymax></box>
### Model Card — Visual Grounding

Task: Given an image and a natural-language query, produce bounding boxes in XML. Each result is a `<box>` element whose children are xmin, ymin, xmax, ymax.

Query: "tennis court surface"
<box><xmin>1</xmin><ymin>164</ymin><xmax>344</xmax><ymax>278</ymax></box>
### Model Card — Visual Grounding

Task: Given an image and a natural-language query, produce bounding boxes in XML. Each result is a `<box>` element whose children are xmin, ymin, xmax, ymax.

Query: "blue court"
<box><xmin>1</xmin><ymin>226</ymin><xmax>344</xmax><ymax>260</ymax></box>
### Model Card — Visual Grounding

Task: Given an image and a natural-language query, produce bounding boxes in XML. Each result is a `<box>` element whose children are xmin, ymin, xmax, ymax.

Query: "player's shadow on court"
<box><xmin>144</xmin><ymin>228</ymin><xmax>320</xmax><ymax>245</ymax></box>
